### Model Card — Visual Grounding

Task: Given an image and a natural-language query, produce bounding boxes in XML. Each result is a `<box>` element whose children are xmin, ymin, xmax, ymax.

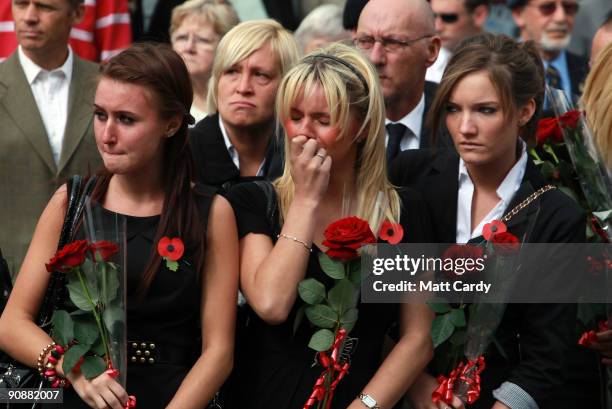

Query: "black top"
<box><xmin>46</xmin><ymin>185</ymin><xmax>217</xmax><ymax>409</ymax></box>
<box><xmin>227</xmin><ymin>182</ymin><xmax>433</xmax><ymax>409</ymax></box>
<box><xmin>189</xmin><ymin>113</ymin><xmax>284</xmax><ymax>192</ymax></box>
<box><xmin>390</xmin><ymin>149</ymin><xmax>596</xmax><ymax>408</ymax></box>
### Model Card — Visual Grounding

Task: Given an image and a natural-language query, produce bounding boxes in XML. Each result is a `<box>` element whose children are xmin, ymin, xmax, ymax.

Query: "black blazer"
<box><xmin>566</xmin><ymin>51</ymin><xmax>588</xmax><ymax>99</ymax></box>
<box><xmin>188</xmin><ymin>113</ymin><xmax>284</xmax><ymax>192</ymax></box>
<box><xmin>390</xmin><ymin>149</ymin><xmax>586</xmax><ymax>408</ymax></box>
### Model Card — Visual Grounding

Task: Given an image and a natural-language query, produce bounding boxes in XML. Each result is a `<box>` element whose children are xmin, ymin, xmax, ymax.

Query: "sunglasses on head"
<box><xmin>531</xmin><ymin>1</ymin><xmax>579</xmax><ymax>16</ymax></box>
<box><xmin>433</xmin><ymin>13</ymin><xmax>459</xmax><ymax>23</ymax></box>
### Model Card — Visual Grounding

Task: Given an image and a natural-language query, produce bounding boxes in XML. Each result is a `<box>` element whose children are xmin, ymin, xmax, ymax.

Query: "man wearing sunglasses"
<box><xmin>355</xmin><ymin>0</ymin><xmax>451</xmax><ymax>163</ymax></box>
<box><xmin>426</xmin><ymin>0</ymin><xmax>489</xmax><ymax>82</ymax></box>
<box><xmin>510</xmin><ymin>0</ymin><xmax>588</xmax><ymax>103</ymax></box>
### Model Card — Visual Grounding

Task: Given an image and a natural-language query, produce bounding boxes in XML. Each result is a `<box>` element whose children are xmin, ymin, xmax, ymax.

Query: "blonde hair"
<box><xmin>274</xmin><ymin>43</ymin><xmax>400</xmax><ymax>232</ymax></box>
<box><xmin>169</xmin><ymin>0</ymin><xmax>239</xmax><ymax>38</ymax></box>
<box><xmin>207</xmin><ymin>19</ymin><xmax>300</xmax><ymax>113</ymax></box>
<box><xmin>581</xmin><ymin>42</ymin><xmax>612</xmax><ymax>170</ymax></box>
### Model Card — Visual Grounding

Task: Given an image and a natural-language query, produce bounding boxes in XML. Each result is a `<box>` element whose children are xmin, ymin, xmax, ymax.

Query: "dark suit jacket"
<box><xmin>188</xmin><ymin>113</ymin><xmax>284</xmax><ymax>192</ymax></box>
<box><xmin>416</xmin><ymin>81</ymin><xmax>453</xmax><ymax>151</ymax></box>
<box><xmin>566</xmin><ymin>51</ymin><xmax>588</xmax><ymax>99</ymax></box>
<box><xmin>0</xmin><ymin>52</ymin><xmax>101</xmax><ymax>275</ymax></box>
<box><xmin>390</xmin><ymin>149</ymin><xmax>585</xmax><ymax>408</ymax></box>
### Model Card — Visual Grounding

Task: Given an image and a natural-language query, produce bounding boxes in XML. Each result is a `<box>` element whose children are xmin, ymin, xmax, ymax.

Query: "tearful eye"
<box><xmin>445</xmin><ymin>105</ymin><xmax>458</xmax><ymax>113</ymax></box>
<box><xmin>479</xmin><ymin>107</ymin><xmax>497</xmax><ymax>114</ymax></box>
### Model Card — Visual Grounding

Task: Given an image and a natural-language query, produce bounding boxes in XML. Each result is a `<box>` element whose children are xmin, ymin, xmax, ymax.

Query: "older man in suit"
<box><xmin>0</xmin><ymin>0</ymin><xmax>101</xmax><ymax>275</ymax></box>
<box><xmin>355</xmin><ymin>0</ymin><xmax>451</xmax><ymax>164</ymax></box>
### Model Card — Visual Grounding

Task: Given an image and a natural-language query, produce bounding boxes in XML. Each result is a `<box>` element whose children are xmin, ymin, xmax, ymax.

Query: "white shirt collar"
<box><xmin>385</xmin><ymin>92</ymin><xmax>425</xmax><ymax>140</ymax></box>
<box><xmin>18</xmin><ymin>45</ymin><xmax>73</xmax><ymax>85</ymax></box>
<box><xmin>456</xmin><ymin>142</ymin><xmax>528</xmax><ymax>242</ymax></box>
<box><xmin>219</xmin><ymin>115</ymin><xmax>266</xmax><ymax>176</ymax></box>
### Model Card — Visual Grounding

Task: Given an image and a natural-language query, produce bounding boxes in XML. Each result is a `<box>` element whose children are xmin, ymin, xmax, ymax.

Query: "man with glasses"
<box><xmin>510</xmin><ymin>0</ymin><xmax>588</xmax><ymax>103</ymax></box>
<box><xmin>426</xmin><ymin>0</ymin><xmax>489</xmax><ymax>82</ymax></box>
<box><xmin>355</xmin><ymin>0</ymin><xmax>448</xmax><ymax>164</ymax></box>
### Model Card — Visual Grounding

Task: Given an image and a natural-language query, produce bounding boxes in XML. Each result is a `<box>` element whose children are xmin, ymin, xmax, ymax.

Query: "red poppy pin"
<box><xmin>482</xmin><ymin>220</ymin><xmax>507</xmax><ymax>241</ymax></box>
<box><xmin>157</xmin><ymin>237</ymin><xmax>184</xmax><ymax>272</ymax></box>
<box><xmin>379</xmin><ymin>220</ymin><xmax>404</xmax><ymax>245</ymax></box>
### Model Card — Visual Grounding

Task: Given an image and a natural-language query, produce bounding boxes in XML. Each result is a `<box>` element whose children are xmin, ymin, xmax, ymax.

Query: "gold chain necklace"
<box><xmin>500</xmin><ymin>185</ymin><xmax>556</xmax><ymax>223</ymax></box>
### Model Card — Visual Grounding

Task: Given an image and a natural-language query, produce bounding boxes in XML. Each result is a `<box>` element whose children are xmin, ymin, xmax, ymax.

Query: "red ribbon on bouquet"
<box><xmin>432</xmin><ymin>356</ymin><xmax>486</xmax><ymax>405</ymax></box>
<box><xmin>578</xmin><ymin>320</ymin><xmax>609</xmax><ymax>347</ymax></box>
<box><xmin>303</xmin><ymin>328</ymin><xmax>350</xmax><ymax>409</ymax></box>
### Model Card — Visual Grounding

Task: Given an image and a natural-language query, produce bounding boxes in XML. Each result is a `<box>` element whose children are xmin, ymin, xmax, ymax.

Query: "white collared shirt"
<box><xmin>385</xmin><ymin>93</ymin><xmax>425</xmax><ymax>151</ymax></box>
<box><xmin>456</xmin><ymin>144</ymin><xmax>528</xmax><ymax>243</ymax></box>
<box><xmin>219</xmin><ymin>116</ymin><xmax>266</xmax><ymax>177</ymax></box>
<box><xmin>18</xmin><ymin>46</ymin><xmax>73</xmax><ymax>166</ymax></box>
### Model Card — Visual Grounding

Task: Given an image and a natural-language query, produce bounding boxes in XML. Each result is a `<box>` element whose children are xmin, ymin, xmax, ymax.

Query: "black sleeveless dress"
<box><xmin>226</xmin><ymin>182</ymin><xmax>433</xmax><ymax>409</ymax></box>
<box><xmin>47</xmin><ymin>185</ymin><xmax>217</xmax><ymax>409</ymax></box>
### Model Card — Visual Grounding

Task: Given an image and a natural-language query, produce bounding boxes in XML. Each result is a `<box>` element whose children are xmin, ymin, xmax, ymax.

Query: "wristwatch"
<box><xmin>358</xmin><ymin>393</ymin><xmax>380</xmax><ymax>409</ymax></box>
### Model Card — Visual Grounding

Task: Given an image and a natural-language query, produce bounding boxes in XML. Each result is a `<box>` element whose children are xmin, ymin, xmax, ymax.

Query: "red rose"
<box><xmin>379</xmin><ymin>220</ymin><xmax>404</xmax><ymax>245</ymax></box>
<box><xmin>89</xmin><ymin>241</ymin><xmax>119</xmax><ymax>262</ymax></box>
<box><xmin>45</xmin><ymin>240</ymin><xmax>90</xmax><ymax>273</ymax></box>
<box><xmin>322</xmin><ymin>217</ymin><xmax>376</xmax><ymax>260</ymax></box>
<box><xmin>482</xmin><ymin>220</ymin><xmax>507</xmax><ymax>241</ymax></box>
<box><xmin>491</xmin><ymin>231</ymin><xmax>519</xmax><ymax>254</ymax></box>
<box><xmin>536</xmin><ymin>117</ymin><xmax>563</xmax><ymax>146</ymax></box>
<box><xmin>559</xmin><ymin>110</ymin><xmax>581</xmax><ymax>130</ymax></box>
<box><xmin>157</xmin><ymin>237</ymin><xmax>184</xmax><ymax>261</ymax></box>
<box><xmin>442</xmin><ymin>244</ymin><xmax>485</xmax><ymax>278</ymax></box>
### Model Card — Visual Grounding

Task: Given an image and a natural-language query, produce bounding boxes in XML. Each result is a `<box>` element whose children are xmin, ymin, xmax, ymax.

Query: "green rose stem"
<box><xmin>74</xmin><ymin>267</ymin><xmax>112</xmax><ymax>363</ymax></box>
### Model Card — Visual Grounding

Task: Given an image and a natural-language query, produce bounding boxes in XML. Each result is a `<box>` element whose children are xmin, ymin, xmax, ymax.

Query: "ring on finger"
<box><xmin>315</xmin><ymin>153</ymin><xmax>326</xmax><ymax>160</ymax></box>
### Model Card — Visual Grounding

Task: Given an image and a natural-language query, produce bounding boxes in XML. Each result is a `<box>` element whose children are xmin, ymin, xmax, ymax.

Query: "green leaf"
<box><xmin>340</xmin><ymin>308</ymin><xmax>358</xmax><ymax>333</ymax></box>
<box><xmin>73</xmin><ymin>316</ymin><xmax>99</xmax><ymax>346</ymax></box>
<box><xmin>305</xmin><ymin>304</ymin><xmax>339</xmax><ymax>329</ymax></box>
<box><xmin>298</xmin><ymin>278</ymin><xmax>326</xmax><ymax>305</ymax></box>
<box><xmin>97</xmin><ymin>262</ymin><xmax>120</xmax><ymax>305</ymax></box>
<box><xmin>348</xmin><ymin>259</ymin><xmax>361</xmax><ymax>285</ymax></box>
<box><xmin>51</xmin><ymin>310</ymin><xmax>74</xmax><ymax>346</ymax></box>
<box><xmin>308</xmin><ymin>329</ymin><xmax>335</xmax><ymax>352</ymax></box>
<box><xmin>62</xmin><ymin>344</ymin><xmax>90</xmax><ymax>374</ymax></box>
<box><xmin>318</xmin><ymin>253</ymin><xmax>345</xmax><ymax>279</ymax></box>
<box><xmin>430</xmin><ymin>314</ymin><xmax>455</xmax><ymax>348</ymax></box>
<box><xmin>449</xmin><ymin>308</ymin><xmax>466</xmax><ymax>327</ymax></box>
<box><xmin>328</xmin><ymin>279</ymin><xmax>358</xmax><ymax>314</ymax></box>
<box><xmin>91</xmin><ymin>337</ymin><xmax>107</xmax><ymax>356</ymax></box>
<box><xmin>427</xmin><ymin>299</ymin><xmax>451</xmax><ymax>314</ymax></box>
<box><xmin>81</xmin><ymin>356</ymin><xmax>107</xmax><ymax>379</ymax></box>
<box><xmin>166</xmin><ymin>259</ymin><xmax>179</xmax><ymax>272</ymax></box>
<box><xmin>81</xmin><ymin>260</ymin><xmax>100</xmax><ymax>305</ymax></box>
<box><xmin>66</xmin><ymin>274</ymin><xmax>95</xmax><ymax>311</ymax></box>
<box><xmin>558</xmin><ymin>186</ymin><xmax>580</xmax><ymax>204</ymax></box>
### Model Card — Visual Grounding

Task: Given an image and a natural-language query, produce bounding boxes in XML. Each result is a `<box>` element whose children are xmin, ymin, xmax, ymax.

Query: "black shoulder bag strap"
<box><xmin>252</xmin><ymin>180</ymin><xmax>279</xmax><ymax>235</ymax></box>
<box><xmin>37</xmin><ymin>175</ymin><xmax>98</xmax><ymax>329</ymax></box>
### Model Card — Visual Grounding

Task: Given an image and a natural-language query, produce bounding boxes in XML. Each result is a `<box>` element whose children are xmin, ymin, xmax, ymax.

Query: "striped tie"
<box><xmin>546</xmin><ymin>65</ymin><xmax>562</xmax><ymax>90</ymax></box>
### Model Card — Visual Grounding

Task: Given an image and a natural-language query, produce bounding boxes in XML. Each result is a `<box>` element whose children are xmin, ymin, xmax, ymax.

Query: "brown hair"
<box><xmin>93</xmin><ymin>43</ymin><xmax>205</xmax><ymax>295</ymax></box>
<box><xmin>430</xmin><ymin>33</ymin><xmax>544</xmax><ymax>144</ymax></box>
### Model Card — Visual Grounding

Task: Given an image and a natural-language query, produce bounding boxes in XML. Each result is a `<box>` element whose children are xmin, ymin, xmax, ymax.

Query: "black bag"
<box><xmin>0</xmin><ymin>175</ymin><xmax>97</xmax><ymax>398</ymax></box>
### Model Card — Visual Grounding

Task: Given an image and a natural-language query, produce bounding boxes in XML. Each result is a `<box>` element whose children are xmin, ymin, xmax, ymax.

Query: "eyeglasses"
<box><xmin>529</xmin><ymin>1</ymin><xmax>579</xmax><ymax>16</ymax></box>
<box><xmin>353</xmin><ymin>33</ymin><xmax>435</xmax><ymax>52</ymax></box>
<box><xmin>434</xmin><ymin>13</ymin><xmax>459</xmax><ymax>23</ymax></box>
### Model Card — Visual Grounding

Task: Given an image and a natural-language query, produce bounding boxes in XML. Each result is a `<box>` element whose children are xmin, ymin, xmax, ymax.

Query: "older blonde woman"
<box><xmin>170</xmin><ymin>0</ymin><xmax>239</xmax><ymax>122</ymax></box>
<box><xmin>227</xmin><ymin>43</ymin><xmax>434</xmax><ymax>409</ymax></box>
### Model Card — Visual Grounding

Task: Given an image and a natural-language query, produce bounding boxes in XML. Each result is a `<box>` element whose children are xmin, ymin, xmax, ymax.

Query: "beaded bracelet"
<box><xmin>37</xmin><ymin>342</ymin><xmax>56</xmax><ymax>377</ymax></box>
<box><xmin>277</xmin><ymin>233</ymin><xmax>312</xmax><ymax>252</ymax></box>
<box><xmin>40</xmin><ymin>344</ymin><xmax>70</xmax><ymax>388</ymax></box>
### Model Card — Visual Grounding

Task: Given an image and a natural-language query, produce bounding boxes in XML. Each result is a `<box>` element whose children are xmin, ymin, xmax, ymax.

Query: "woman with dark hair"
<box><xmin>390</xmin><ymin>33</ymin><xmax>585</xmax><ymax>409</ymax></box>
<box><xmin>0</xmin><ymin>43</ymin><xmax>238</xmax><ymax>409</ymax></box>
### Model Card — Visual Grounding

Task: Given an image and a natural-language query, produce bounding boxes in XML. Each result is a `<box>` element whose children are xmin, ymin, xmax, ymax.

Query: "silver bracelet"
<box><xmin>277</xmin><ymin>233</ymin><xmax>312</xmax><ymax>252</ymax></box>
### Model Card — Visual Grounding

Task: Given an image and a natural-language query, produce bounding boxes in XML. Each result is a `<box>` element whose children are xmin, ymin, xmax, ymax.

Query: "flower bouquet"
<box><xmin>533</xmin><ymin>88</ymin><xmax>612</xmax><ymax>406</ymax></box>
<box><xmin>300</xmin><ymin>216</ymin><xmax>403</xmax><ymax>409</ymax></box>
<box><xmin>47</xmin><ymin>202</ymin><xmax>132</xmax><ymax>402</ymax></box>
<box><xmin>431</xmin><ymin>223</ymin><xmax>521</xmax><ymax>406</ymax></box>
